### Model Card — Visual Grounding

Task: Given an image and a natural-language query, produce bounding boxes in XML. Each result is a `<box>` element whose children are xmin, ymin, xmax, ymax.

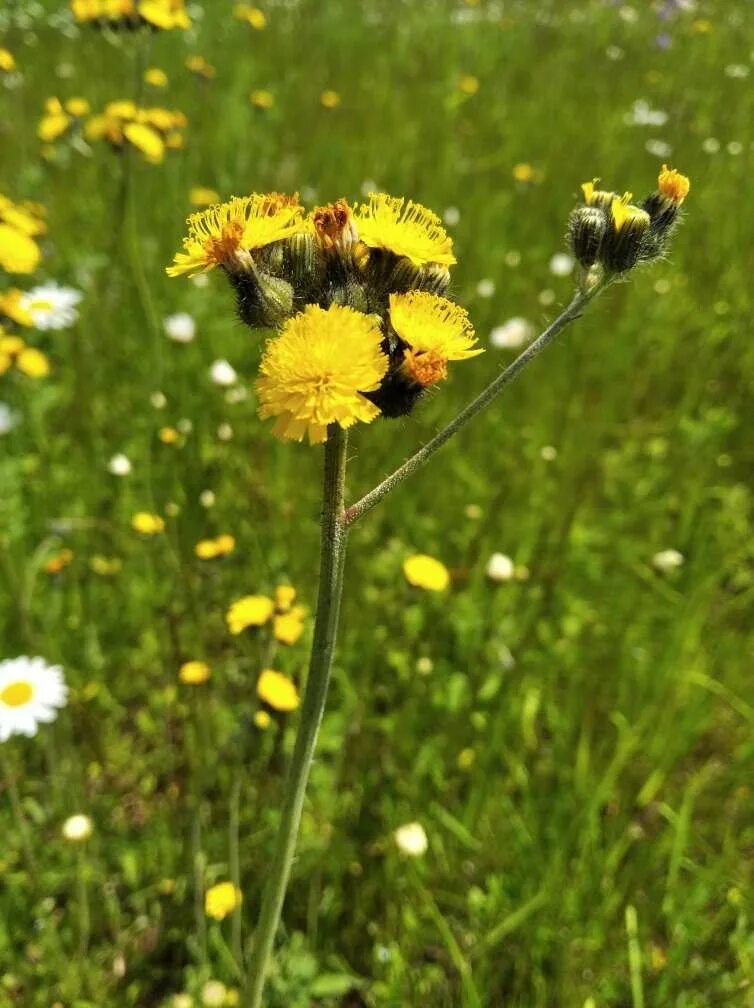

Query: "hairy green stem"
<box><xmin>343</xmin><ymin>283</ymin><xmax>603</xmax><ymax>526</ymax></box>
<box><xmin>244</xmin><ymin>425</ymin><xmax>349</xmax><ymax>1006</ymax></box>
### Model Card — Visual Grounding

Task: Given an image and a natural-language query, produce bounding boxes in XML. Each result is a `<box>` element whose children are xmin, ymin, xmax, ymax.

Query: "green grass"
<box><xmin>1</xmin><ymin>0</ymin><xmax>754</xmax><ymax>1005</ymax></box>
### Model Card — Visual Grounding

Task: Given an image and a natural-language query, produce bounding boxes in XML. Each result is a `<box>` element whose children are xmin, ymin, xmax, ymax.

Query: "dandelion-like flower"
<box><xmin>204</xmin><ymin>882</ymin><xmax>242</xmax><ymax>921</ymax></box>
<box><xmin>353</xmin><ymin>193</ymin><xmax>456</xmax><ymax>267</ymax></box>
<box><xmin>256</xmin><ymin>304</ymin><xmax>388</xmax><ymax>444</ymax></box>
<box><xmin>0</xmin><ymin>657</ymin><xmax>67</xmax><ymax>742</ymax></box>
<box><xmin>657</xmin><ymin>164</ymin><xmax>690</xmax><ymax>205</ymax></box>
<box><xmin>389</xmin><ymin>291</ymin><xmax>482</xmax><ymax>388</ymax></box>
<box><xmin>403</xmin><ymin>554</ymin><xmax>450</xmax><ymax>592</ymax></box>
<box><xmin>166</xmin><ymin>194</ymin><xmax>305</xmax><ymax>277</ymax></box>
<box><xmin>257</xmin><ymin>670</ymin><xmax>300</xmax><ymax>712</ymax></box>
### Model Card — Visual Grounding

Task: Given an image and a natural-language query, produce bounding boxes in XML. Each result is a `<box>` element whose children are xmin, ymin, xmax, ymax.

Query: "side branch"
<box><xmin>343</xmin><ymin>284</ymin><xmax>602</xmax><ymax>526</ymax></box>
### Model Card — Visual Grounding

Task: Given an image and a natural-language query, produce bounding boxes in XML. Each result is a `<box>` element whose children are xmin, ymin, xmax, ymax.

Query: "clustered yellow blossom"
<box><xmin>0</xmin><ymin>194</ymin><xmax>46</xmax><ymax>275</ymax></box>
<box><xmin>45</xmin><ymin>548</ymin><xmax>74</xmax><ymax>575</ymax></box>
<box><xmin>204</xmin><ymin>881</ymin><xmax>242</xmax><ymax>920</ymax></box>
<box><xmin>0</xmin><ymin>288</ymin><xmax>34</xmax><ymax>327</ymax></box>
<box><xmin>37</xmin><ymin>96</ymin><xmax>91</xmax><ymax>144</ymax></box>
<box><xmin>185</xmin><ymin>55</ymin><xmax>216</xmax><ymax>79</ymax></box>
<box><xmin>195</xmin><ymin>534</ymin><xmax>235</xmax><ymax>559</ymax></box>
<box><xmin>226</xmin><ymin>585</ymin><xmax>306</xmax><ymax>644</ymax></box>
<box><xmin>167</xmin><ymin>188</ymin><xmax>481</xmax><ymax>443</ymax></box>
<box><xmin>85</xmin><ymin>102</ymin><xmax>187</xmax><ymax>164</ymax></box>
<box><xmin>131</xmin><ymin>511</ymin><xmax>165</xmax><ymax>535</ymax></box>
<box><xmin>70</xmin><ymin>0</ymin><xmax>191</xmax><ymax>30</ymax></box>
<box><xmin>190</xmin><ymin>186</ymin><xmax>220</xmax><ymax>207</ymax></box>
<box><xmin>144</xmin><ymin>67</ymin><xmax>168</xmax><ymax>88</ymax></box>
<box><xmin>233</xmin><ymin>4</ymin><xmax>266</xmax><ymax>28</ymax></box>
<box><xmin>0</xmin><ymin>329</ymin><xmax>50</xmax><ymax>378</ymax></box>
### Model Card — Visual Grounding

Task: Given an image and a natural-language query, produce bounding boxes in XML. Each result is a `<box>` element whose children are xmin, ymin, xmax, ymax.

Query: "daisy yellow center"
<box><xmin>1</xmin><ymin>680</ymin><xmax>33</xmax><ymax>707</ymax></box>
<box><xmin>353</xmin><ymin>193</ymin><xmax>456</xmax><ymax>267</ymax></box>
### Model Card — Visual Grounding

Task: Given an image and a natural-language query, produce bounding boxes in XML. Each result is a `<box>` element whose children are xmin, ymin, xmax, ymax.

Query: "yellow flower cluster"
<box><xmin>233</xmin><ymin>4</ymin><xmax>266</xmax><ymax>28</ymax></box>
<box><xmin>85</xmin><ymin>102</ymin><xmax>187</xmax><ymax>164</ymax></box>
<box><xmin>195</xmin><ymin>534</ymin><xmax>235</xmax><ymax>560</ymax></box>
<box><xmin>226</xmin><ymin>585</ymin><xmax>305</xmax><ymax>645</ymax></box>
<box><xmin>71</xmin><ymin>0</ymin><xmax>191</xmax><ymax>30</ymax></box>
<box><xmin>37</xmin><ymin>96</ymin><xmax>90</xmax><ymax>144</ymax></box>
<box><xmin>0</xmin><ymin>194</ymin><xmax>46</xmax><ymax>275</ymax></box>
<box><xmin>167</xmin><ymin>190</ymin><xmax>482</xmax><ymax>443</ymax></box>
<box><xmin>185</xmin><ymin>55</ymin><xmax>216</xmax><ymax>79</ymax></box>
<box><xmin>0</xmin><ymin>329</ymin><xmax>50</xmax><ymax>378</ymax></box>
<box><xmin>131</xmin><ymin>512</ymin><xmax>165</xmax><ymax>535</ymax></box>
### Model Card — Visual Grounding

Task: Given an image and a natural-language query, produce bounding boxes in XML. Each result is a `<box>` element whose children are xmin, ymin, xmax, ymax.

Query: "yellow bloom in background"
<box><xmin>145</xmin><ymin>67</ymin><xmax>169</xmax><ymax>87</ymax></box>
<box><xmin>257</xmin><ymin>669</ymin><xmax>300</xmax><ymax>712</ymax></box>
<box><xmin>190</xmin><ymin>186</ymin><xmax>220</xmax><ymax>207</ymax></box>
<box><xmin>403</xmin><ymin>554</ymin><xmax>450</xmax><ymax>592</ymax></box>
<box><xmin>458</xmin><ymin>74</ymin><xmax>479</xmax><ymax>95</ymax></box>
<box><xmin>45</xmin><ymin>548</ymin><xmax>74</xmax><ymax>575</ymax></box>
<box><xmin>124</xmin><ymin>122</ymin><xmax>165</xmax><ymax>164</ymax></box>
<box><xmin>16</xmin><ymin>347</ymin><xmax>50</xmax><ymax>377</ymax></box>
<box><xmin>166</xmin><ymin>193</ymin><xmax>304</xmax><ymax>278</ymax></box>
<box><xmin>353</xmin><ymin>193</ymin><xmax>456</xmax><ymax>267</ymax></box>
<box><xmin>38</xmin><ymin>99</ymin><xmax>71</xmax><ymax>142</ymax></box>
<box><xmin>0</xmin><ymin>194</ymin><xmax>47</xmax><ymax>236</ymax></box>
<box><xmin>105</xmin><ymin>99</ymin><xmax>137</xmax><ymax>120</ymax></box>
<box><xmin>186</xmin><ymin>55</ymin><xmax>216</xmax><ymax>79</ymax></box>
<box><xmin>658</xmin><ymin>164</ymin><xmax>690</xmax><ymax>205</ymax></box>
<box><xmin>0</xmin><ymin>49</ymin><xmax>15</xmax><ymax>72</ymax></box>
<box><xmin>254</xmin><ymin>710</ymin><xmax>271</xmax><ymax>729</ymax></box>
<box><xmin>256</xmin><ymin>304</ymin><xmax>388</xmax><ymax>444</ymax></box>
<box><xmin>131</xmin><ymin>512</ymin><xmax>165</xmax><ymax>535</ymax></box>
<box><xmin>226</xmin><ymin>594</ymin><xmax>274</xmax><ymax>633</ymax></box>
<box><xmin>65</xmin><ymin>97</ymin><xmax>90</xmax><ymax>117</ymax></box>
<box><xmin>138</xmin><ymin>0</ymin><xmax>191</xmax><ymax>30</ymax></box>
<box><xmin>320</xmin><ymin>90</ymin><xmax>341</xmax><ymax>108</ymax></box>
<box><xmin>250</xmin><ymin>89</ymin><xmax>274</xmax><ymax>109</ymax></box>
<box><xmin>274</xmin><ymin>585</ymin><xmax>296</xmax><ymax>611</ymax></box>
<box><xmin>0</xmin><ymin>224</ymin><xmax>41</xmax><ymax>274</ymax></box>
<box><xmin>195</xmin><ymin>534</ymin><xmax>235</xmax><ymax>559</ymax></box>
<box><xmin>234</xmin><ymin>3</ymin><xmax>266</xmax><ymax>28</ymax></box>
<box><xmin>273</xmin><ymin>612</ymin><xmax>305</xmax><ymax>645</ymax></box>
<box><xmin>179</xmin><ymin>660</ymin><xmax>210</xmax><ymax>684</ymax></box>
<box><xmin>158</xmin><ymin>425</ymin><xmax>179</xmax><ymax>443</ymax></box>
<box><xmin>0</xmin><ymin>289</ymin><xmax>34</xmax><ymax>326</ymax></box>
<box><xmin>204</xmin><ymin>881</ymin><xmax>242</xmax><ymax>921</ymax></box>
<box><xmin>389</xmin><ymin>291</ymin><xmax>482</xmax><ymax>387</ymax></box>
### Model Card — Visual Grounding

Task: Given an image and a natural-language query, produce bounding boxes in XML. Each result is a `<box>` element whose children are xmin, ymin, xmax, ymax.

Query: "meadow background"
<box><xmin>1</xmin><ymin>0</ymin><xmax>754</xmax><ymax>1005</ymax></box>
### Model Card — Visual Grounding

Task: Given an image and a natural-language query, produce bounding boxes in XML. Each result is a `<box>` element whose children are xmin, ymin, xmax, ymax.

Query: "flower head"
<box><xmin>179</xmin><ymin>660</ymin><xmax>210</xmax><ymax>684</ymax></box>
<box><xmin>131</xmin><ymin>512</ymin><xmax>165</xmax><ymax>535</ymax></box>
<box><xmin>226</xmin><ymin>595</ymin><xmax>274</xmax><ymax>633</ymax></box>
<box><xmin>20</xmin><ymin>283</ymin><xmax>82</xmax><ymax>330</ymax></box>
<box><xmin>62</xmin><ymin>813</ymin><xmax>93</xmax><ymax>842</ymax></box>
<box><xmin>394</xmin><ymin>821</ymin><xmax>428</xmax><ymax>857</ymax></box>
<box><xmin>403</xmin><ymin>554</ymin><xmax>450</xmax><ymax>592</ymax></box>
<box><xmin>166</xmin><ymin>194</ymin><xmax>304</xmax><ymax>278</ymax></box>
<box><xmin>0</xmin><ymin>224</ymin><xmax>41</xmax><ymax>274</ymax></box>
<box><xmin>389</xmin><ymin>291</ymin><xmax>482</xmax><ymax>388</ymax></box>
<box><xmin>256</xmin><ymin>304</ymin><xmax>388</xmax><ymax>444</ymax></box>
<box><xmin>257</xmin><ymin>669</ymin><xmax>300</xmax><ymax>711</ymax></box>
<box><xmin>657</xmin><ymin>164</ymin><xmax>690</xmax><ymax>205</ymax></box>
<box><xmin>204</xmin><ymin>881</ymin><xmax>242</xmax><ymax>921</ymax></box>
<box><xmin>353</xmin><ymin>193</ymin><xmax>456</xmax><ymax>267</ymax></box>
<box><xmin>0</xmin><ymin>657</ymin><xmax>67</xmax><ymax>742</ymax></box>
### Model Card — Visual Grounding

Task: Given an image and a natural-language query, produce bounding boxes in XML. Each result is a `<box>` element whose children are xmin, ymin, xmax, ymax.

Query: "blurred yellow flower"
<box><xmin>512</xmin><ymin>163</ymin><xmax>535</xmax><ymax>182</ymax></box>
<box><xmin>226</xmin><ymin>594</ymin><xmax>274</xmax><ymax>633</ymax></box>
<box><xmin>195</xmin><ymin>534</ymin><xmax>235</xmax><ymax>559</ymax></box>
<box><xmin>45</xmin><ymin>548</ymin><xmax>74</xmax><ymax>575</ymax></box>
<box><xmin>0</xmin><ymin>289</ymin><xmax>33</xmax><ymax>326</ymax></box>
<box><xmin>186</xmin><ymin>55</ymin><xmax>216</xmax><ymax>79</ymax></box>
<box><xmin>179</xmin><ymin>660</ymin><xmax>210</xmax><ymax>684</ymax></box>
<box><xmin>690</xmin><ymin>18</ymin><xmax>711</xmax><ymax>32</ymax></box>
<box><xmin>257</xmin><ymin>669</ymin><xmax>299</xmax><ymax>711</ymax></box>
<box><xmin>145</xmin><ymin>67</ymin><xmax>169</xmax><ymax>87</ymax></box>
<box><xmin>250</xmin><ymin>89</ymin><xmax>274</xmax><ymax>109</ymax></box>
<box><xmin>0</xmin><ymin>49</ymin><xmax>15</xmax><ymax>72</ymax></box>
<box><xmin>124</xmin><ymin>122</ymin><xmax>164</xmax><ymax>164</ymax></box>
<box><xmin>16</xmin><ymin>347</ymin><xmax>50</xmax><ymax>378</ymax></box>
<box><xmin>65</xmin><ymin>97</ymin><xmax>90</xmax><ymax>117</ymax></box>
<box><xmin>234</xmin><ymin>4</ymin><xmax>266</xmax><ymax>28</ymax></box>
<box><xmin>190</xmin><ymin>187</ymin><xmax>220</xmax><ymax>207</ymax></box>
<box><xmin>320</xmin><ymin>90</ymin><xmax>341</xmax><ymax>108</ymax></box>
<box><xmin>254</xmin><ymin>710</ymin><xmax>271</xmax><ymax>729</ymax></box>
<box><xmin>204</xmin><ymin>881</ymin><xmax>242</xmax><ymax>920</ymax></box>
<box><xmin>403</xmin><ymin>554</ymin><xmax>450</xmax><ymax>591</ymax></box>
<box><xmin>139</xmin><ymin>0</ymin><xmax>191</xmax><ymax>30</ymax></box>
<box><xmin>158</xmin><ymin>425</ymin><xmax>179</xmax><ymax>444</ymax></box>
<box><xmin>273</xmin><ymin>612</ymin><xmax>305</xmax><ymax>645</ymax></box>
<box><xmin>353</xmin><ymin>193</ymin><xmax>456</xmax><ymax>268</ymax></box>
<box><xmin>62</xmin><ymin>813</ymin><xmax>93</xmax><ymax>842</ymax></box>
<box><xmin>0</xmin><ymin>224</ymin><xmax>41</xmax><ymax>274</ymax></box>
<box><xmin>458</xmin><ymin>74</ymin><xmax>479</xmax><ymax>95</ymax></box>
<box><xmin>274</xmin><ymin>585</ymin><xmax>296</xmax><ymax>611</ymax></box>
<box><xmin>131</xmin><ymin>512</ymin><xmax>165</xmax><ymax>535</ymax></box>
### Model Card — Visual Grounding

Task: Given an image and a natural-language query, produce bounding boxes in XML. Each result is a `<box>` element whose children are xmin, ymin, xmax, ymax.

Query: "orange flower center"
<box><xmin>1</xmin><ymin>680</ymin><xmax>33</xmax><ymax>707</ymax></box>
<box><xmin>403</xmin><ymin>349</ymin><xmax>448</xmax><ymax>387</ymax></box>
<box><xmin>205</xmin><ymin>221</ymin><xmax>245</xmax><ymax>265</ymax></box>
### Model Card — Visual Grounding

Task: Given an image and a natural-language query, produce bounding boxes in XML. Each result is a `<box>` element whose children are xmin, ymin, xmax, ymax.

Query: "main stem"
<box><xmin>244</xmin><ymin>425</ymin><xmax>349</xmax><ymax>1007</ymax></box>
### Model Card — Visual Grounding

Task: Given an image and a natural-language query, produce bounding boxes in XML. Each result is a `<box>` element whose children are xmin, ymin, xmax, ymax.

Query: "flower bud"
<box><xmin>567</xmin><ymin>206</ymin><xmax>607</xmax><ymax>268</ymax></box>
<box><xmin>581</xmin><ymin>179</ymin><xmax>619</xmax><ymax>212</ymax></box>
<box><xmin>285</xmin><ymin>231</ymin><xmax>323</xmax><ymax>296</ymax></box>
<box><xmin>231</xmin><ymin>265</ymin><xmax>294</xmax><ymax>329</ymax></box>
<box><xmin>599</xmin><ymin>197</ymin><xmax>651</xmax><ymax>273</ymax></box>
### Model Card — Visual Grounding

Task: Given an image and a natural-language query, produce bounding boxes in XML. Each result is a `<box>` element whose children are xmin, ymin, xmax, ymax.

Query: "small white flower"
<box><xmin>490</xmin><ymin>317</ymin><xmax>534</xmax><ymax>350</ymax></box>
<box><xmin>416</xmin><ymin>656</ymin><xmax>433</xmax><ymax>675</ymax></box>
<box><xmin>486</xmin><ymin>552</ymin><xmax>515</xmax><ymax>582</ymax></box>
<box><xmin>727</xmin><ymin>141</ymin><xmax>743</xmax><ymax>156</ymax></box>
<box><xmin>504</xmin><ymin>250</ymin><xmax>521</xmax><ymax>267</ymax></box>
<box><xmin>217</xmin><ymin>422</ymin><xmax>233</xmax><ymax>441</ymax></box>
<box><xmin>199</xmin><ymin>490</ymin><xmax>216</xmax><ymax>508</ymax></box>
<box><xmin>394</xmin><ymin>821</ymin><xmax>428</xmax><ymax>857</ymax></box>
<box><xmin>201</xmin><ymin>981</ymin><xmax>227</xmax><ymax>1008</ymax></box>
<box><xmin>725</xmin><ymin>63</ymin><xmax>749</xmax><ymax>79</ymax></box>
<box><xmin>107</xmin><ymin>453</ymin><xmax>131</xmax><ymax>476</ymax></box>
<box><xmin>0</xmin><ymin>657</ymin><xmax>67</xmax><ymax>742</ymax></box>
<box><xmin>702</xmin><ymin>137</ymin><xmax>720</xmax><ymax>154</ymax></box>
<box><xmin>20</xmin><ymin>283</ymin><xmax>82</xmax><ymax>331</ymax></box>
<box><xmin>163</xmin><ymin>312</ymin><xmax>196</xmax><ymax>343</ymax></box>
<box><xmin>0</xmin><ymin>402</ymin><xmax>19</xmax><ymax>435</ymax></box>
<box><xmin>210</xmin><ymin>359</ymin><xmax>238</xmax><ymax>387</ymax></box>
<box><xmin>150</xmin><ymin>391</ymin><xmax>167</xmax><ymax>409</ymax></box>
<box><xmin>606</xmin><ymin>45</ymin><xmax>624</xmax><ymax>61</ymax></box>
<box><xmin>652</xmin><ymin>549</ymin><xmax>684</xmax><ymax>573</ymax></box>
<box><xmin>538</xmin><ymin>288</ymin><xmax>556</xmax><ymax>306</ymax></box>
<box><xmin>549</xmin><ymin>253</ymin><xmax>574</xmax><ymax>277</ymax></box>
<box><xmin>225</xmin><ymin>385</ymin><xmax>248</xmax><ymax>404</ymax></box>
<box><xmin>540</xmin><ymin>445</ymin><xmax>557</xmax><ymax>461</ymax></box>
<box><xmin>476</xmin><ymin>278</ymin><xmax>496</xmax><ymax>298</ymax></box>
<box><xmin>62</xmin><ymin>813</ymin><xmax>93</xmax><ymax>842</ymax></box>
<box><xmin>443</xmin><ymin>205</ymin><xmax>461</xmax><ymax>226</ymax></box>
<box><xmin>645</xmin><ymin>139</ymin><xmax>672</xmax><ymax>158</ymax></box>
<box><xmin>177</xmin><ymin>418</ymin><xmax>193</xmax><ymax>435</ymax></box>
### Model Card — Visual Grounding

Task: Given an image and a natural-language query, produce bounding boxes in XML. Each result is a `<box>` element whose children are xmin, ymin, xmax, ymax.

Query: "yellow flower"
<box><xmin>657</xmin><ymin>164</ymin><xmax>690</xmax><ymax>205</ymax></box>
<box><xmin>105</xmin><ymin>100</ymin><xmax>137</xmax><ymax>120</ymax></box>
<box><xmin>145</xmin><ymin>67</ymin><xmax>168</xmax><ymax>88</ymax></box>
<box><xmin>250</xmin><ymin>89</ymin><xmax>274</xmax><ymax>109</ymax></box>
<box><xmin>320</xmin><ymin>90</ymin><xmax>341</xmax><ymax>108</ymax></box>
<box><xmin>65</xmin><ymin>97</ymin><xmax>90</xmax><ymax>116</ymax></box>
<box><xmin>226</xmin><ymin>594</ymin><xmax>274</xmax><ymax>633</ymax></box>
<box><xmin>256</xmin><ymin>304</ymin><xmax>388</xmax><ymax>444</ymax></box>
<box><xmin>195</xmin><ymin>535</ymin><xmax>235</xmax><ymax>559</ymax></box>
<box><xmin>0</xmin><ymin>334</ymin><xmax>25</xmax><ymax>355</ymax></box>
<box><xmin>138</xmin><ymin>0</ymin><xmax>191</xmax><ymax>30</ymax></box>
<box><xmin>0</xmin><ymin>224</ymin><xmax>41</xmax><ymax>274</ymax></box>
<box><xmin>186</xmin><ymin>55</ymin><xmax>216</xmax><ymax>79</ymax></box>
<box><xmin>254</xmin><ymin>710</ymin><xmax>271</xmax><ymax>729</ymax></box>
<box><xmin>389</xmin><ymin>291</ymin><xmax>482</xmax><ymax>388</ymax></box>
<box><xmin>166</xmin><ymin>193</ymin><xmax>304</xmax><ymax>278</ymax></box>
<box><xmin>273</xmin><ymin>612</ymin><xmax>304</xmax><ymax>645</ymax></box>
<box><xmin>353</xmin><ymin>193</ymin><xmax>456</xmax><ymax>267</ymax></box>
<box><xmin>0</xmin><ymin>49</ymin><xmax>15</xmax><ymax>73</ymax></box>
<box><xmin>45</xmin><ymin>548</ymin><xmax>74</xmax><ymax>574</ymax></box>
<box><xmin>458</xmin><ymin>74</ymin><xmax>479</xmax><ymax>95</ymax></box>
<box><xmin>16</xmin><ymin>347</ymin><xmax>50</xmax><ymax>377</ymax></box>
<box><xmin>124</xmin><ymin>122</ymin><xmax>164</xmax><ymax>164</ymax></box>
<box><xmin>512</xmin><ymin>163</ymin><xmax>535</xmax><ymax>182</ymax></box>
<box><xmin>131</xmin><ymin>512</ymin><xmax>165</xmax><ymax>535</ymax></box>
<box><xmin>38</xmin><ymin>110</ymin><xmax>71</xmax><ymax>142</ymax></box>
<box><xmin>610</xmin><ymin>196</ymin><xmax>649</xmax><ymax>233</ymax></box>
<box><xmin>190</xmin><ymin>186</ymin><xmax>220</xmax><ymax>207</ymax></box>
<box><xmin>257</xmin><ymin>669</ymin><xmax>300</xmax><ymax>712</ymax></box>
<box><xmin>204</xmin><ymin>881</ymin><xmax>242</xmax><ymax>921</ymax></box>
<box><xmin>179</xmin><ymin>660</ymin><xmax>210</xmax><ymax>684</ymax></box>
<box><xmin>0</xmin><ymin>289</ymin><xmax>33</xmax><ymax>326</ymax></box>
<box><xmin>158</xmin><ymin>425</ymin><xmax>179</xmax><ymax>443</ymax></box>
<box><xmin>274</xmin><ymin>584</ymin><xmax>296</xmax><ymax>611</ymax></box>
<box><xmin>0</xmin><ymin>195</ymin><xmax>46</xmax><ymax>236</ymax></box>
<box><xmin>403</xmin><ymin>554</ymin><xmax>450</xmax><ymax>591</ymax></box>
<box><xmin>234</xmin><ymin>4</ymin><xmax>266</xmax><ymax>28</ymax></box>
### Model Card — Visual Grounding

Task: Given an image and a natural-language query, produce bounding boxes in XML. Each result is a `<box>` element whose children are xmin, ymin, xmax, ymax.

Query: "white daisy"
<box><xmin>20</xmin><ymin>283</ymin><xmax>82</xmax><ymax>331</ymax></box>
<box><xmin>62</xmin><ymin>813</ymin><xmax>93</xmax><ymax>842</ymax></box>
<box><xmin>489</xmin><ymin>316</ymin><xmax>534</xmax><ymax>350</ymax></box>
<box><xmin>486</xmin><ymin>552</ymin><xmax>515</xmax><ymax>582</ymax></box>
<box><xmin>0</xmin><ymin>656</ymin><xmax>67</xmax><ymax>742</ymax></box>
<box><xmin>163</xmin><ymin>312</ymin><xmax>196</xmax><ymax>343</ymax></box>
<box><xmin>210</xmin><ymin>359</ymin><xmax>238</xmax><ymax>387</ymax></box>
<box><xmin>394</xmin><ymin>821</ymin><xmax>428</xmax><ymax>857</ymax></box>
<box><xmin>107</xmin><ymin>453</ymin><xmax>132</xmax><ymax>476</ymax></box>
<box><xmin>652</xmin><ymin>549</ymin><xmax>684</xmax><ymax>573</ymax></box>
